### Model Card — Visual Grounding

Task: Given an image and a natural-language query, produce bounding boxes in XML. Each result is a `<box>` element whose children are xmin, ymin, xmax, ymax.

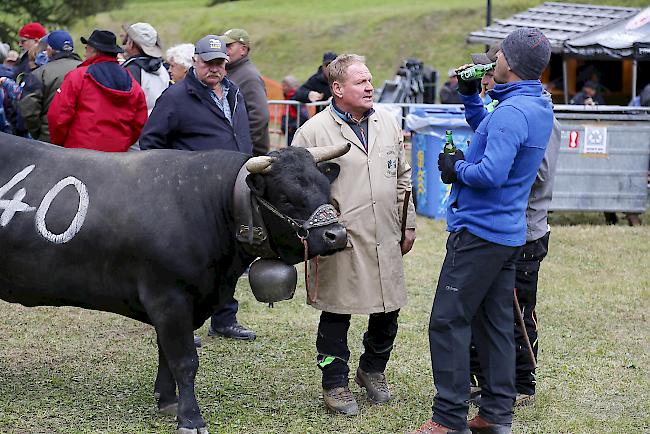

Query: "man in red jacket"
<box><xmin>48</xmin><ymin>29</ymin><xmax>147</xmax><ymax>152</ymax></box>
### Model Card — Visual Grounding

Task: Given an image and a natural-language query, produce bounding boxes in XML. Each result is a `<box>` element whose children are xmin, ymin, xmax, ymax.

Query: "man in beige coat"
<box><xmin>292</xmin><ymin>54</ymin><xmax>416</xmax><ymax>415</ymax></box>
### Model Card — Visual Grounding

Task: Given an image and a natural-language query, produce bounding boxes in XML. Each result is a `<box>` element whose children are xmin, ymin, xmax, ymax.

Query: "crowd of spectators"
<box><xmin>0</xmin><ymin>22</ymin><xmax>339</xmax><ymax>152</ymax></box>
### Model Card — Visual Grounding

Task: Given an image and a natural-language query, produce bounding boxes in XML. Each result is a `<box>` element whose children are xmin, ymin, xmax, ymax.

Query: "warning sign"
<box><xmin>584</xmin><ymin>126</ymin><xmax>607</xmax><ymax>154</ymax></box>
<box><xmin>568</xmin><ymin>131</ymin><xmax>579</xmax><ymax>149</ymax></box>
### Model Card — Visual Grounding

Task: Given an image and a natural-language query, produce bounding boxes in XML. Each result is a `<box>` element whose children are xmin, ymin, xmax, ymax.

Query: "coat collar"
<box><xmin>185</xmin><ymin>68</ymin><xmax>240</xmax><ymax>121</ymax></box>
<box><xmin>79</xmin><ymin>54</ymin><xmax>118</xmax><ymax>68</ymax></box>
<box><xmin>488</xmin><ymin>80</ymin><xmax>543</xmax><ymax>102</ymax></box>
<box><xmin>226</xmin><ymin>55</ymin><xmax>249</xmax><ymax>71</ymax></box>
<box><xmin>327</xmin><ymin>103</ymin><xmax>380</xmax><ymax>154</ymax></box>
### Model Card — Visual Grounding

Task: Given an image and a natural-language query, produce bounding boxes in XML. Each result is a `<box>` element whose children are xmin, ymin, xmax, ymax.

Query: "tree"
<box><xmin>0</xmin><ymin>0</ymin><xmax>126</xmax><ymax>45</ymax></box>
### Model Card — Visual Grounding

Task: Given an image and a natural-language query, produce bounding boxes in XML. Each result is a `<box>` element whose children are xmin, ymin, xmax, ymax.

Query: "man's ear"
<box><xmin>318</xmin><ymin>162</ymin><xmax>340</xmax><ymax>184</ymax></box>
<box><xmin>245</xmin><ymin>174</ymin><xmax>266</xmax><ymax>196</ymax></box>
<box><xmin>332</xmin><ymin>81</ymin><xmax>343</xmax><ymax>98</ymax></box>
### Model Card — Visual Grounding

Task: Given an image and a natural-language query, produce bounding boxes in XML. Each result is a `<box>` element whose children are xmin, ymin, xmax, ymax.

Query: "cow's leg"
<box><xmin>155</xmin><ymin>318</ymin><xmax>207</xmax><ymax>433</ymax></box>
<box><xmin>155</xmin><ymin>337</ymin><xmax>178</xmax><ymax>415</ymax></box>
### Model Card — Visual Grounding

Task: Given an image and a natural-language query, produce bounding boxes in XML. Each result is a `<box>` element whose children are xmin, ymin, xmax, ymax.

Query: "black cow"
<box><xmin>0</xmin><ymin>132</ymin><xmax>349</xmax><ymax>433</ymax></box>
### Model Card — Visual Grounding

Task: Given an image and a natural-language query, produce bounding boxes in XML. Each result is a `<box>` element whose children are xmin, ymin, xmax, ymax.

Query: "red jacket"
<box><xmin>48</xmin><ymin>55</ymin><xmax>147</xmax><ymax>152</ymax></box>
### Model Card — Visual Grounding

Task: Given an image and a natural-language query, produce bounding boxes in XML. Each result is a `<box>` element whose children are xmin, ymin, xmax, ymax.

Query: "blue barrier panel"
<box><xmin>406</xmin><ymin>105</ymin><xmax>474</xmax><ymax>219</ymax></box>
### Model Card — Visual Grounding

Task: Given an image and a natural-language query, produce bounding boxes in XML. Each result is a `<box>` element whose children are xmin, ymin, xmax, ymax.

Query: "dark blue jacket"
<box><xmin>139</xmin><ymin>69</ymin><xmax>252</xmax><ymax>153</ymax></box>
<box><xmin>448</xmin><ymin>80</ymin><xmax>553</xmax><ymax>247</ymax></box>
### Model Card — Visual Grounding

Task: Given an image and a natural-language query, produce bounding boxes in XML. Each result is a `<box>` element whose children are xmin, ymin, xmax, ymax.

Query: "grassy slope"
<box><xmin>0</xmin><ymin>215</ymin><xmax>648</xmax><ymax>433</ymax></box>
<box><xmin>71</xmin><ymin>0</ymin><xmax>650</xmax><ymax>85</ymax></box>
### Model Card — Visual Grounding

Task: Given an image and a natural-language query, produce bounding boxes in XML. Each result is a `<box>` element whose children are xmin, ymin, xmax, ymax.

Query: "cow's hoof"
<box><xmin>176</xmin><ymin>428</ymin><xmax>208</xmax><ymax>434</ymax></box>
<box><xmin>158</xmin><ymin>402</ymin><xmax>178</xmax><ymax>416</ymax></box>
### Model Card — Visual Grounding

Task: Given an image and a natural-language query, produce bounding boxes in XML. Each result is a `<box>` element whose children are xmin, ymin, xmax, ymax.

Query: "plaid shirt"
<box><xmin>193</xmin><ymin>70</ymin><xmax>232</xmax><ymax>125</ymax></box>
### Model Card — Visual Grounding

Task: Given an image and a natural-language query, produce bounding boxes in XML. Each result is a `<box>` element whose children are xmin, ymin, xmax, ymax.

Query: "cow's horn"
<box><xmin>246</xmin><ymin>156</ymin><xmax>276</xmax><ymax>174</ymax></box>
<box><xmin>306</xmin><ymin>143</ymin><xmax>352</xmax><ymax>163</ymax></box>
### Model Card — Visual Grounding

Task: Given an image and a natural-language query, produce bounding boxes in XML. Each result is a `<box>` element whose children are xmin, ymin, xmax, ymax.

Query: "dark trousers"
<box><xmin>210</xmin><ymin>297</ymin><xmax>239</xmax><ymax>329</ymax></box>
<box><xmin>429</xmin><ymin>231</ymin><xmax>520</xmax><ymax>430</ymax></box>
<box><xmin>316</xmin><ymin>309</ymin><xmax>399</xmax><ymax>389</ymax></box>
<box><xmin>470</xmin><ymin>232</ymin><xmax>549</xmax><ymax>395</ymax></box>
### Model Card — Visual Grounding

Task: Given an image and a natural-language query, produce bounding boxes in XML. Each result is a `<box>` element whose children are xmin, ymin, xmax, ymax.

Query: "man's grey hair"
<box><xmin>166</xmin><ymin>43</ymin><xmax>195</xmax><ymax>70</ymax></box>
<box><xmin>0</xmin><ymin>42</ymin><xmax>8</xmax><ymax>63</ymax></box>
<box><xmin>282</xmin><ymin>75</ymin><xmax>300</xmax><ymax>89</ymax></box>
<box><xmin>326</xmin><ymin>54</ymin><xmax>365</xmax><ymax>87</ymax></box>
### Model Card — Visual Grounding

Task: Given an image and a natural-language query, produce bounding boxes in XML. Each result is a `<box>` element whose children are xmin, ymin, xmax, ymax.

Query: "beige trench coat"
<box><xmin>292</xmin><ymin>105</ymin><xmax>416</xmax><ymax>314</ymax></box>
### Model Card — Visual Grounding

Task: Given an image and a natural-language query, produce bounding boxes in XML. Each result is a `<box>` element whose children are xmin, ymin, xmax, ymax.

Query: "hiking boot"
<box><xmin>468</xmin><ymin>415</ymin><xmax>512</xmax><ymax>434</ymax></box>
<box><xmin>408</xmin><ymin>419</ymin><xmax>471</xmax><ymax>434</ymax></box>
<box><xmin>514</xmin><ymin>393</ymin><xmax>535</xmax><ymax>407</ymax></box>
<box><xmin>322</xmin><ymin>386</ymin><xmax>358</xmax><ymax>415</ymax></box>
<box><xmin>355</xmin><ymin>367</ymin><xmax>391</xmax><ymax>403</ymax></box>
<box><xmin>208</xmin><ymin>322</ymin><xmax>256</xmax><ymax>341</ymax></box>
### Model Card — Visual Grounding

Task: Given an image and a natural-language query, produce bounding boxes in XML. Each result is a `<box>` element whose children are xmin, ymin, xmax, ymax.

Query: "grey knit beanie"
<box><xmin>501</xmin><ymin>28</ymin><xmax>551</xmax><ymax>80</ymax></box>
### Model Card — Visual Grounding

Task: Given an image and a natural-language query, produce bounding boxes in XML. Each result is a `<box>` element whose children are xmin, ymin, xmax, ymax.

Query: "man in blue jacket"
<box><xmin>140</xmin><ymin>34</ymin><xmax>252</xmax><ymax>154</ymax></box>
<box><xmin>140</xmin><ymin>35</ymin><xmax>256</xmax><ymax>342</ymax></box>
<box><xmin>410</xmin><ymin>28</ymin><xmax>553</xmax><ymax>434</ymax></box>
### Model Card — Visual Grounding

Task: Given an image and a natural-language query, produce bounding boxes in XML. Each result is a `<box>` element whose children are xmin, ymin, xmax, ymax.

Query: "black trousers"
<box><xmin>470</xmin><ymin>232</ymin><xmax>549</xmax><ymax>395</ymax></box>
<box><xmin>210</xmin><ymin>297</ymin><xmax>239</xmax><ymax>328</ymax></box>
<box><xmin>316</xmin><ymin>309</ymin><xmax>399</xmax><ymax>389</ymax></box>
<box><xmin>429</xmin><ymin>230</ymin><xmax>520</xmax><ymax>430</ymax></box>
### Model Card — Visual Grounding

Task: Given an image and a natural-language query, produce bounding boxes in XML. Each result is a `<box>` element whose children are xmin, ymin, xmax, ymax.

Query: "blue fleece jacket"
<box><xmin>447</xmin><ymin>80</ymin><xmax>553</xmax><ymax>246</ymax></box>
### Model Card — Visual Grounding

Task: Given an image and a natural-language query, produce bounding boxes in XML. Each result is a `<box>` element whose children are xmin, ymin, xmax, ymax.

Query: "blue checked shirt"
<box><xmin>194</xmin><ymin>70</ymin><xmax>232</xmax><ymax>125</ymax></box>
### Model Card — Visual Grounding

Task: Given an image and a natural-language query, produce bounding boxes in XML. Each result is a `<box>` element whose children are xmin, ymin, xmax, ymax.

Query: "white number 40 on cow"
<box><xmin>0</xmin><ymin>165</ymin><xmax>89</xmax><ymax>244</ymax></box>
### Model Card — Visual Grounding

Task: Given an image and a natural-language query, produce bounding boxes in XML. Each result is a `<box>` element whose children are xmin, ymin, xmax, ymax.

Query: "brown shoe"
<box><xmin>468</xmin><ymin>415</ymin><xmax>512</xmax><ymax>434</ymax></box>
<box><xmin>514</xmin><ymin>393</ymin><xmax>535</xmax><ymax>407</ymax></box>
<box><xmin>322</xmin><ymin>386</ymin><xmax>358</xmax><ymax>415</ymax></box>
<box><xmin>408</xmin><ymin>419</ymin><xmax>471</xmax><ymax>434</ymax></box>
<box><xmin>355</xmin><ymin>367</ymin><xmax>391</xmax><ymax>403</ymax></box>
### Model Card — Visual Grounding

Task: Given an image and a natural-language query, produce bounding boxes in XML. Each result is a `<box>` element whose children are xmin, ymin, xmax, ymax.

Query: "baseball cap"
<box><xmin>19</xmin><ymin>22</ymin><xmax>47</xmax><ymax>40</ymax></box>
<box><xmin>447</xmin><ymin>68</ymin><xmax>457</xmax><ymax>78</ymax></box>
<box><xmin>46</xmin><ymin>30</ymin><xmax>74</xmax><ymax>52</ymax></box>
<box><xmin>471</xmin><ymin>44</ymin><xmax>500</xmax><ymax>65</ymax></box>
<box><xmin>221</xmin><ymin>29</ymin><xmax>250</xmax><ymax>46</ymax></box>
<box><xmin>194</xmin><ymin>35</ymin><xmax>228</xmax><ymax>61</ymax></box>
<box><xmin>323</xmin><ymin>51</ymin><xmax>337</xmax><ymax>65</ymax></box>
<box><xmin>127</xmin><ymin>22</ymin><xmax>162</xmax><ymax>57</ymax></box>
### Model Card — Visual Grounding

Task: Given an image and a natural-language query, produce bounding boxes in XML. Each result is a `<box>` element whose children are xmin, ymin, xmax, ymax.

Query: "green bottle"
<box><xmin>444</xmin><ymin>130</ymin><xmax>457</xmax><ymax>155</ymax></box>
<box><xmin>459</xmin><ymin>62</ymin><xmax>496</xmax><ymax>81</ymax></box>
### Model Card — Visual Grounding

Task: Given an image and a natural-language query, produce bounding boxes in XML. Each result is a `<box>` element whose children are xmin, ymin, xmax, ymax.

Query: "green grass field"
<box><xmin>1</xmin><ymin>213</ymin><xmax>648</xmax><ymax>433</ymax></box>
<box><xmin>69</xmin><ymin>0</ymin><xmax>650</xmax><ymax>85</ymax></box>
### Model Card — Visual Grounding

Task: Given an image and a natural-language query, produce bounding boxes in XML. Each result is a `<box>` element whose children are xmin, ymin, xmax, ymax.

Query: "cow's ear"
<box><xmin>246</xmin><ymin>174</ymin><xmax>266</xmax><ymax>196</ymax></box>
<box><xmin>318</xmin><ymin>163</ymin><xmax>340</xmax><ymax>184</ymax></box>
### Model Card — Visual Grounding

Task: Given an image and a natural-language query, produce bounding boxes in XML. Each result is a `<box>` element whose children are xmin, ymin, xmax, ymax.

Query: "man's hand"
<box><xmin>438</xmin><ymin>150</ymin><xmax>465</xmax><ymax>184</ymax></box>
<box><xmin>308</xmin><ymin>91</ymin><xmax>324</xmax><ymax>102</ymax></box>
<box><xmin>455</xmin><ymin>63</ymin><xmax>480</xmax><ymax>96</ymax></box>
<box><xmin>401</xmin><ymin>228</ymin><xmax>416</xmax><ymax>255</ymax></box>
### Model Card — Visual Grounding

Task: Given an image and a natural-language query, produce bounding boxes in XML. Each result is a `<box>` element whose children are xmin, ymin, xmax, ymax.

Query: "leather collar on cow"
<box><xmin>232</xmin><ymin>164</ymin><xmax>339</xmax><ymax>259</ymax></box>
<box><xmin>233</xmin><ymin>164</ymin><xmax>275</xmax><ymax>258</ymax></box>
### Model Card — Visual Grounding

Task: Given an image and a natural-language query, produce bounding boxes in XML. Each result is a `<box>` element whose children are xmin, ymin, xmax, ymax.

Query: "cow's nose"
<box><xmin>323</xmin><ymin>226</ymin><xmax>347</xmax><ymax>250</ymax></box>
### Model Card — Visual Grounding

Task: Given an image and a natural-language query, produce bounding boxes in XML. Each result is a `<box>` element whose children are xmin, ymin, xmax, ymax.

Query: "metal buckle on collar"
<box><xmin>237</xmin><ymin>225</ymin><xmax>267</xmax><ymax>243</ymax></box>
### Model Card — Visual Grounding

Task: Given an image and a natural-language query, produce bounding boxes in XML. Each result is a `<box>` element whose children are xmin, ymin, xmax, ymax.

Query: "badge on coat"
<box><xmin>385</xmin><ymin>149</ymin><xmax>397</xmax><ymax>177</ymax></box>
